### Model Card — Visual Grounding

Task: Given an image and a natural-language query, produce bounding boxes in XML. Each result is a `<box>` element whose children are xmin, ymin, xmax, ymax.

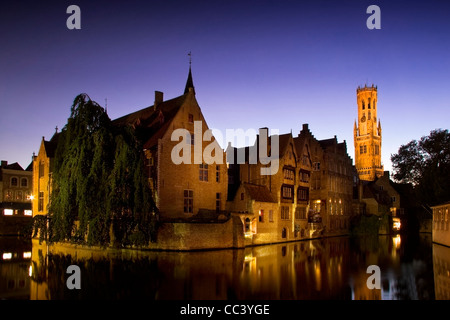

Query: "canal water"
<box><xmin>0</xmin><ymin>233</ymin><xmax>444</xmax><ymax>300</ymax></box>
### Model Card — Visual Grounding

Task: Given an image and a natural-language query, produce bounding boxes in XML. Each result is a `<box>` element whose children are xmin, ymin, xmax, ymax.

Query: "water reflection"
<box><xmin>0</xmin><ymin>234</ymin><xmax>440</xmax><ymax>300</ymax></box>
<box><xmin>433</xmin><ymin>243</ymin><xmax>450</xmax><ymax>300</ymax></box>
<box><xmin>0</xmin><ymin>237</ymin><xmax>31</xmax><ymax>299</ymax></box>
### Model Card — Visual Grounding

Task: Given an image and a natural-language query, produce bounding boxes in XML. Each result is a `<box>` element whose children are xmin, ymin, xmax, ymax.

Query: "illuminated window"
<box><xmin>183</xmin><ymin>190</ymin><xmax>193</xmax><ymax>213</ymax></box>
<box><xmin>24</xmin><ymin>210</ymin><xmax>32</xmax><ymax>216</ymax></box>
<box><xmin>2</xmin><ymin>252</ymin><xmax>12</xmax><ymax>260</ymax></box>
<box><xmin>5</xmin><ymin>190</ymin><xmax>12</xmax><ymax>200</ymax></box>
<box><xmin>4</xmin><ymin>209</ymin><xmax>13</xmax><ymax>216</ymax></box>
<box><xmin>259</xmin><ymin>209</ymin><xmax>264</xmax><ymax>222</ymax></box>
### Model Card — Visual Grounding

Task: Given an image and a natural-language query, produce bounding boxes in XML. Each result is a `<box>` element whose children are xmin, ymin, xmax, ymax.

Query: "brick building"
<box><xmin>354</xmin><ymin>85</ymin><xmax>383</xmax><ymax>181</ymax></box>
<box><xmin>227</xmin><ymin>129</ymin><xmax>315</xmax><ymax>244</ymax></box>
<box><xmin>113</xmin><ymin>67</ymin><xmax>228</xmax><ymax>221</ymax></box>
<box><xmin>31</xmin><ymin>133</ymin><xmax>59</xmax><ymax>218</ymax></box>
<box><xmin>296</xmin><ymin>124</ymin><xmax>354</xmax><ymax>237</ymax></box>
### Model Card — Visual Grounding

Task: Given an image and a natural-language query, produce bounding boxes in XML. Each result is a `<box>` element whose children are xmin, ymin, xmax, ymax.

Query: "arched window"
<box><xmin>21</xmin><ymin>178</ymin><xmax>28</xmax><ymax>187</ymax></box>
<box><xmin>10</xmin><ymin>177</ymin><xmax>18</xmax><ymax>187</ymax></box>
<box><xmin>368</xmin><ymin>98</ymin><xmax>371</xmax><ymax>109</ymax></box>
<box><xmin>368</xmin><ymin>111</ymin><xmax>371</xmax><ymax>120</ymax></box>
<box><xmin>362</xmin><ymin>100</ymin><xmax>365</xmax><ymax>110</ymax></box>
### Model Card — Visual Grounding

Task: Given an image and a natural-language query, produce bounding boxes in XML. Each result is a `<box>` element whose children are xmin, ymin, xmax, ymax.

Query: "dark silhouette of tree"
<box><xmin>391</xmin><ymin>129</ymin><xmax>450</xmax><ymax>206</ymax></box>
<box><xmin>49</xmin><ymin>94</ymin><xmax>158</xmax><ymax>246</ymax></box>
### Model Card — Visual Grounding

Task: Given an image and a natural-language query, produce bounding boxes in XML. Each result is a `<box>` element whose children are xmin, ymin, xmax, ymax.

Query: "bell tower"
<box><xmin>354</xmin><ymin>84</ymin><xmax>383</xmax><ymax>181</ymax></box>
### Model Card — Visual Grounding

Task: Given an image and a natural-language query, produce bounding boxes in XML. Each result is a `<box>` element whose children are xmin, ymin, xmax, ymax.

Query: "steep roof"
<box><xmin>184</xmin><ymin>66</ymin><xmax>195</xmax><ymax>95</ymax></box>
<box><xmin>113</xmin><ymin>68</ymin><xmax>196</xmax><ymax>149</ymax></box>
<box><xmin>243</xmin><ymin>182</ymin><xmax>276</xmax><ymax>203</ymax></box>
<box><xmin>113</xmin><ymin>93</ymin><xmax>188</xmax><ymax>149</ymax></box>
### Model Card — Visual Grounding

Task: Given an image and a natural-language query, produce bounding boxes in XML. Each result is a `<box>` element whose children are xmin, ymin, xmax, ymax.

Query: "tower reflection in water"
<box><xmin>25</xmin><ymin>234</ymin><xmax>438</xmax><ymax>300</ymax></box>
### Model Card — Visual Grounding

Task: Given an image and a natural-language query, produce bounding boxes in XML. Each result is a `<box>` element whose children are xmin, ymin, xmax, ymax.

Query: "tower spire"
<box><xmin>184</xmin><ymin>51</ymin><xmax>195</xmax><ymax>95</ymax></box>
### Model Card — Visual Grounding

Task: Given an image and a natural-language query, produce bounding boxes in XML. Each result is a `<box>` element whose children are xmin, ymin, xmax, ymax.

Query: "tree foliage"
<box><xmin>391</xmin><ymin>129</ymin><xmax>450</xmax><ymax>206</ymax></box>
<box><xmin>49</xmin><ymin>94</ymin><xmax>158</xmax><ymax>246</ymax></box>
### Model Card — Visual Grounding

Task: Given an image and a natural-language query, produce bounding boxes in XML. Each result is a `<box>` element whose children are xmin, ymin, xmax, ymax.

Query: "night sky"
<box><xmin>1</xmin><ymin>0</ymin><xmax>449</xmax><ymax>174</ymax></box>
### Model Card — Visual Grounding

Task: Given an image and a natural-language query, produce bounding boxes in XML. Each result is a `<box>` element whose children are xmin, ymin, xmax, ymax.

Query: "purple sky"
<box><xmin>1</xmin><ymin>0</ymin><xmax>449</xmax><ymax>174</ymax></box>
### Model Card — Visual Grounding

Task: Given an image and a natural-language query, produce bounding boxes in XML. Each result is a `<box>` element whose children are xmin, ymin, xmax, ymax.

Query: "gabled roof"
<box><xmin>2</xmin><ymin>162</ymin><xmax>24</xmax><ymax>171</ymax></box>
<box><xmin>113</xmin><ymin>67</ymin><xmax>196</xmax><ymax>149</ymax></box>
<box><xmin>113</xmin><ymin>93</ymin><xmax>189</xmax><ymax>149</ymax></box>
<box><xmin>243</xmin><ymin>182</ymin><xmax>276</xmax><ymax>203</ymax></box>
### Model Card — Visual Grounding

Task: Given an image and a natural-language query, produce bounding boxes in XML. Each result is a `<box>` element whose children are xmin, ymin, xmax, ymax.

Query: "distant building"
<box><xmin>227</xmin><ymin>123</ymin><xmax>354</xmax><ymax>244</ymax></box>
<box><xmin>227</xmin><ymin>130</ymin><xmax>308</xmax><ymax>243</ymax></box>
<box><xmin>0</xmin><ymin>160</ymin><xmax>33</xmax><ymax>235</ymax></box>
<box><xmin>296</xmin><ymin>124</ymin><xmax>354</xmax><ymax>237</ymax></box>
<box><xmin>354</xmin><ymin>85</ymin><xmax>383</xmax><ymax>181</ymax></box>
<box><xmin>432</xmin><ymin>202</ymin><xmax>450</xmax><ymax>247</ymax></box>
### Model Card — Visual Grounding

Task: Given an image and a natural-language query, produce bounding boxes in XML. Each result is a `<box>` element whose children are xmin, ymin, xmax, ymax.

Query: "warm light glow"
<box><xmin>2</xmin><ymin>252</ymin><xmax>12</xmax><ymax>260</ymax></box>
<box><xmin>24</xmin><ymin>210</ymin><xmax>32</xmax><ymax>216</ymax></box>
<box><xmin>23</xmin><ymin>251</ymin><xmax>31</xmax><ymax>259</ymax></box>
<box><xmin>28</xmin><ymin>265</ymin><xmax>33</xmax><ymax>277</ymax></box>
<box><xmin>393</xmin><ymin>234</ymin><xmax>401</xmax><ymax>249</ymax></box>
<box><xmin>28</xmin><ymin>194</ymin><xmax>35</xmax><ymax>201</ymax></box>
<box><xmin>4</xmin><ymin>209</ymin><xmax>13</xmax><ymax>216</ymax></box>
<box><xmin>393</xmin><ymin>218</ymin><xmax>401</xmax><ymax>231</ymax></box>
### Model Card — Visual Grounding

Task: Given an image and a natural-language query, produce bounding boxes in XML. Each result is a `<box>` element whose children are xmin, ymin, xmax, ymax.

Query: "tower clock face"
<box><xmin>360</xmin><ymin>115</ymin><xmax>366</xmax><ymax>122</ymax></box>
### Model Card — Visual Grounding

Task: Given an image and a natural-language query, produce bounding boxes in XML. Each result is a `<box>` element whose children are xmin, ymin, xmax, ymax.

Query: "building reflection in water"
<box><xmin>0</xmin><ymin>237</ymin><xmax>31</xmax><ymax>299</ymax></box>
<box><xmin>24</xmin><ymin>234</ymin><xmax>438</xmax><ymax>300</ymax></box>
<box><xmin>433</xmin><ymin>243</ymin><xmax>450</xmax><ymax>300</ymax></box>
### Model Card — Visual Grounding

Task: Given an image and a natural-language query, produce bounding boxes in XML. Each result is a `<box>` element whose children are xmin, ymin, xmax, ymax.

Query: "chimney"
<box><xmin>1</xmin><ymin>160</ymin><xmax>7</xmax><ymax>167</ymax></box>
<box><xmin>154</xmin><ymin>91</ymin><xmax>164</xmax><ymax>108</ymax></box>
<box><xmin>302</xmin><ymin>123</ymin><xmax>309</xmax><ymax>131</ymax></box>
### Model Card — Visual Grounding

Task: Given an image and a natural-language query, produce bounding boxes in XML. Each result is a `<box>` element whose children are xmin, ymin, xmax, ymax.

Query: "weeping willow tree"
<box><xmin>49</xmin><ymin>94</ymin><xmax>158</xmax><ymax>246</ymax></box>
